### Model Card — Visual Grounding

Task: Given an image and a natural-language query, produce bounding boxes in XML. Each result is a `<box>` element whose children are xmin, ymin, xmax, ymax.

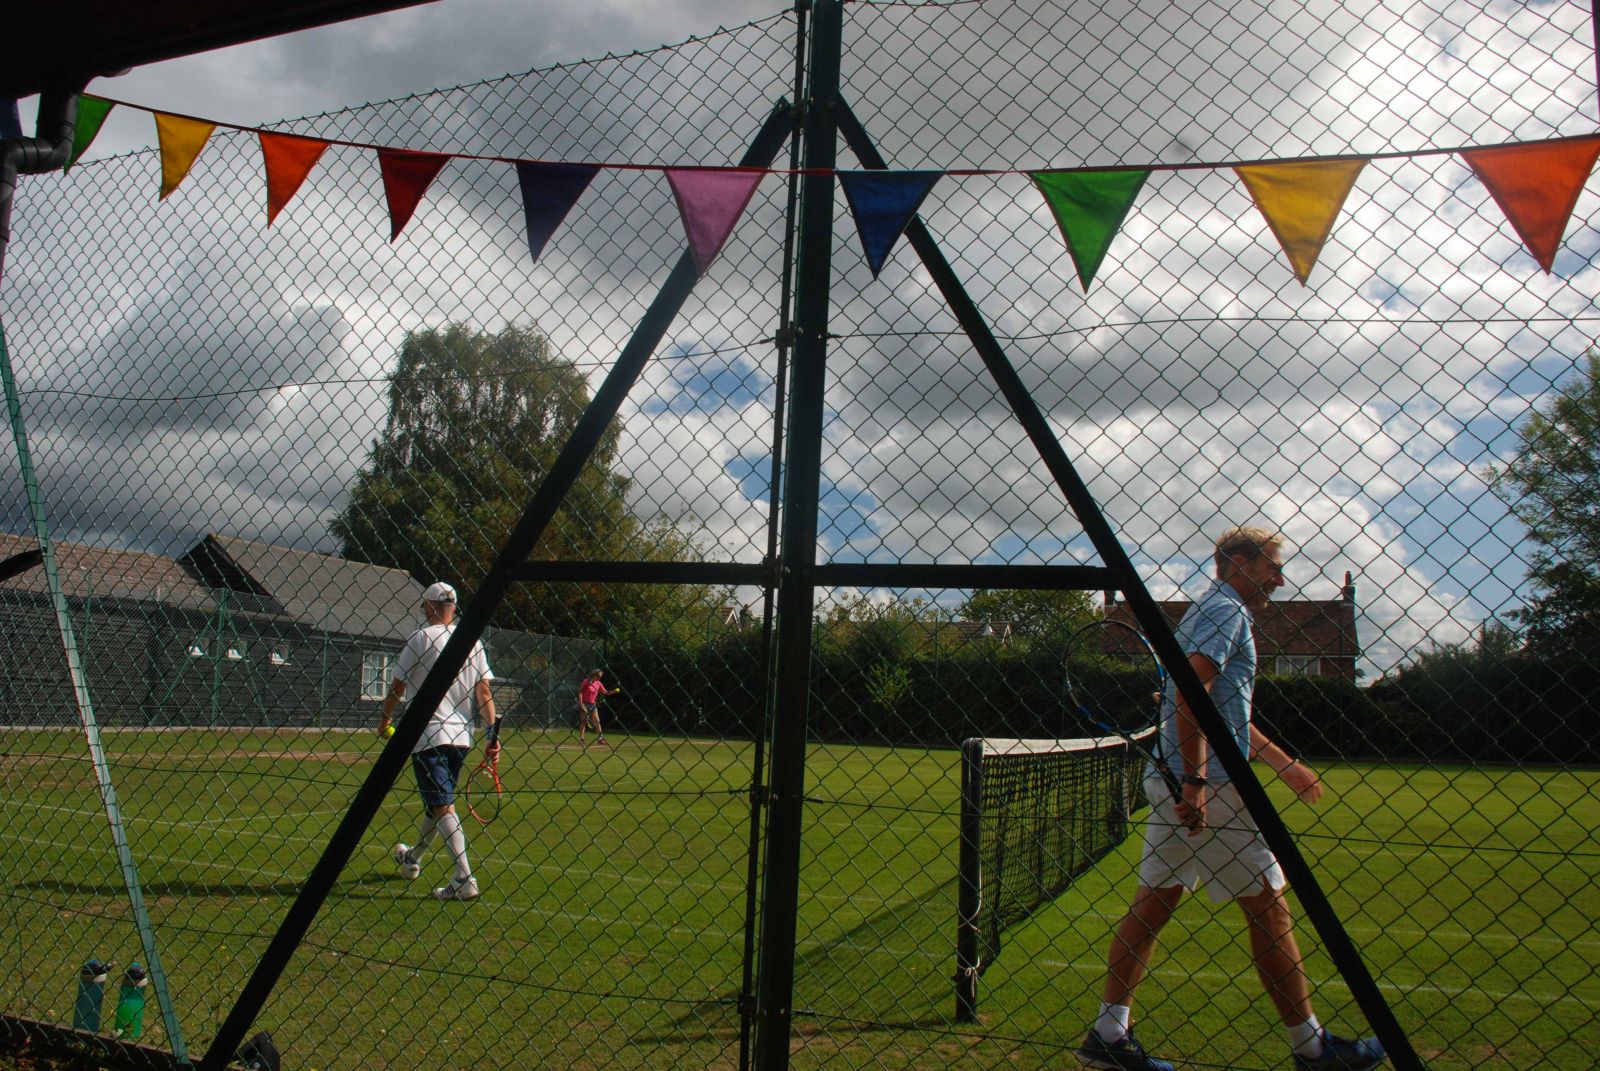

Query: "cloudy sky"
<box><xmin>6</xmin><ymin>0</ymin><xmax>1598</xmax><ymax>677</ymax></box>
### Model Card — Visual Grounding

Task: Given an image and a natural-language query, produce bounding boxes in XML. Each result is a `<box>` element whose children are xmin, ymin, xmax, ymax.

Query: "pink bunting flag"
<box><xmin>377</xmin><ymin>149</ymin><xmax>451</xmax><ymax>242</ymax></box>
<box><xmin>664</xmin><ymin>168</ymin><xmax>765</xmax><ymax>275</ymax></box>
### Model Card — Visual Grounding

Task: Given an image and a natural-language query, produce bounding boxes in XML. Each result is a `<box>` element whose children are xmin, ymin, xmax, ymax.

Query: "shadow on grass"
<box><xmin>630</xmin><ymin>881</ymin><xmax>954</xmax><ymax>1045</ymax></box>
<box><xmin>16</xmin><ymin>870</ymin><xmax>400</xmax><ymax>900</ymax></box>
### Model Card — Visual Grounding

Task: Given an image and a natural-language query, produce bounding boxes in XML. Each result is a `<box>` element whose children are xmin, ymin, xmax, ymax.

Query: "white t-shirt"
<box><xmin>392</xmin><ymin>623</ymin><xmax>493</xmax><ymax>753</ymax></box>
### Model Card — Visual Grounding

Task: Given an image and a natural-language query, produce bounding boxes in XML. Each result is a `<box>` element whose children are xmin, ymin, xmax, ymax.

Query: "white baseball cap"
<box><xmin>422</xmin><ymin>581</ymin><xmax>457</xmax><ymax>604</ymax></box>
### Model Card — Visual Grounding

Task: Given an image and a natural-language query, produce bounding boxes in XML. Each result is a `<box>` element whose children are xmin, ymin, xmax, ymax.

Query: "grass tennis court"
<box><xmin>1</xmin><ymin>727</ymin><xmax>1594</xmax><ymax>1069</ymax></box>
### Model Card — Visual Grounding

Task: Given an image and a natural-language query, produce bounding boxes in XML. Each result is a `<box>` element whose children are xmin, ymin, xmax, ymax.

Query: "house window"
<box><xmin>269</xmin><ymin>645</ymin><xmax>290</xmax><ymax>667</ymax></box>
<box><xmin>1276</xmin><ymin>653</ymin><xmax>1321</xmax><ymax>677</ymax></box>
<box><xmin>361</xmin><ymin>652</ymin><xmax>394</xmax><ymax>700</ymax></box>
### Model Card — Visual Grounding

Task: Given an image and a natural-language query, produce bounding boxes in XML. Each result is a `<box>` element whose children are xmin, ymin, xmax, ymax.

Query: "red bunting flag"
<box><xmin>260</xmin><ymin>133</ymin><xmax>331</xmax><ymax>226</ymax></box>
<box><xmin>1462</xmin><ymin>136</ymin><xmax>1600</xmax><ymax>273</ymax></box>
<box><xmin>377</xmin><ymin>149</ymin><xmax>450</xmax><ymax>242</ymax></box>
<box><xmin>664</xmin><ymin>167</ymin><xmax>764</xmax><ymax>275</ymax></box>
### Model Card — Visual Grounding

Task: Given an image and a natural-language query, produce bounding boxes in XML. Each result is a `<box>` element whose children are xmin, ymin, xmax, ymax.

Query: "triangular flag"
<box><xmin>377</xmin><ymin>149</ymin><xmax>450</xmax><ymax>242</ymax></box>
<box><xmin>664</xmin><ymin>168</ymin><xmax>764</xmax><ymax>275</ymax></box>
<box><xmin>154</xmin><ymin>113</ymin><xmax>217</xmax><ymax>200</ymax></box>
<box><xmin>838</xmin><ymin>171</ymin><xmax>942</xmax><ymax>278</ymax></box>
<box><xmin>1235</xmin><ymin>159</ymin><xmax>1367</xmax><ymax>284</ymax></box>
<box><xmin>1462</xmin><ymin>136</ymin><xmax>1600</xmax><ymax>273</ymax></box>
<box><xmin>1032</xmin><ymin>169</ymin><xmax>1151</xmax><ymax>291</ymax></box>
<box><xmin>516</xmin><ymin>162</ymin><xmax>600</xmax><ymax>264</ymax></box>
<box><xmin>65</xmin><ymin>95</ymin><xmax>114</xmax><ymax>172</ymax></box>
<box><xmin>260</xmin><ymin>133</ymin><xmax>331</xmax><ymax>226</ymax></box>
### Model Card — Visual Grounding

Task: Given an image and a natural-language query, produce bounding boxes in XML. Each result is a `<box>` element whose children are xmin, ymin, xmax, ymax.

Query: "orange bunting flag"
<box><xmin>377</xmin><ymin>149</ymin><xmax>450</xmax><ymax>242</ymax></box>
<box><xmin>260</xmin><ymin>133</ymin><xmax>331</xmax><ymax>226</ymax></box>
<box><xmin>154</xmin><ymin>113</ymin><xmax>217</xmax><ymax>200</ymax></box>
<box><xmin>1461</xmin><ymin>136</ymin><xmax>1600</xmax><ymax>273</ymax></box>
<box><xmin>1235</xmin><ymin>159</ymin><xmax>1367</xmax><ymax>284</ymax></box>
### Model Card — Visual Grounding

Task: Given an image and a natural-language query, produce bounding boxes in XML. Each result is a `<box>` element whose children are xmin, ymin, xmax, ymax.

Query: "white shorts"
<box><xmin>1137</xmin><ymin>775</ymin><xmax>1286</xmax><ymax>903</ymax></box>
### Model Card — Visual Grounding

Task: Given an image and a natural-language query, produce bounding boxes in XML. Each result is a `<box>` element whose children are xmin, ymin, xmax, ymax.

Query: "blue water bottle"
<box><xmin>113</xmin><ymin>963</ymin><xmax>147</xmax><ymax>1039</ymax></box>
<box><xmin>73</xmin><ymin>960</ymin><xmax>110</xmax><ymax>1032</ymax></box>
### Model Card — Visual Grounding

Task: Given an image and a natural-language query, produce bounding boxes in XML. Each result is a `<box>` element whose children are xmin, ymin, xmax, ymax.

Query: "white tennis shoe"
<box><xmin>433</xmin><ymin>876</ymin><xmax>480</xmax><ymax>901</ymax></box>
<box><xmin>391</xmin><ymin>842</ymin><xmax>421</xmax><ymax>881</ymax></box>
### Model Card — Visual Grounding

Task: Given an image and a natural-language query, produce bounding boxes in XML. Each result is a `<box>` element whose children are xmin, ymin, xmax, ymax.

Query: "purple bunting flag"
<box><xmin>517</xmin><ymin>162</ymin><xmax>601</xmax><ymax>265</ymax></box>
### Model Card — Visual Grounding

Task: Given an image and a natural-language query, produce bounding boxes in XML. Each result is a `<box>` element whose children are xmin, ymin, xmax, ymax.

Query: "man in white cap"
<box><xmin>380</xmin><ymin>581</ymin><xmax>497</xmax><ymax>901</ymax></box>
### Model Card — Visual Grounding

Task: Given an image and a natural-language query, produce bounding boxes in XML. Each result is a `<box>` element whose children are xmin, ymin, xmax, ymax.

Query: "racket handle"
<box><xmin>486</xmin><ymin>720</ymin><xmax>500</xmax><ymax>747</ymax></box>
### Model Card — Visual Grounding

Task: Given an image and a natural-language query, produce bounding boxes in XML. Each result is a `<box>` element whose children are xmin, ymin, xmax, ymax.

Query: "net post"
<box><xmin>955</xmin><ymin>739</ymin><xmax>984</xmax><ymax>1023</ymax></box>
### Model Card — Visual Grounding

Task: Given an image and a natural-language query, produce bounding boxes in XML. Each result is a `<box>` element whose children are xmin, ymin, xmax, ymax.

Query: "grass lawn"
<box><xmin>0</xmin><ymin>727</ymin><xmax>1594</xmax><ymax>1070</ymax></box>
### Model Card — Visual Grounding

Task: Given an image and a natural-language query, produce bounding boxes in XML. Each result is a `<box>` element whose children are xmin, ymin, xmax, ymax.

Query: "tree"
<box><xmin>330</xmin><ymin>322</ymin><xmax>723</xmax><ymax>636</ymax></box>
<box><xmin>1487</xmin><ymin>350</ymin><xmax>1600</xmax><ymax>652</ymax></box>
<box><xmin>955</xmin><ymin>587</ymin><xmax>1096</xmax><ymax>650</ymax></box>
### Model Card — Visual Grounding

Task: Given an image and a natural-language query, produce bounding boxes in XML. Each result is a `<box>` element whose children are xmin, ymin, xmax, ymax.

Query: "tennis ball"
<box><xmin>382</xmin><ymin>725</ymin><xmax>395</xmax><ymax>738</ymax></box>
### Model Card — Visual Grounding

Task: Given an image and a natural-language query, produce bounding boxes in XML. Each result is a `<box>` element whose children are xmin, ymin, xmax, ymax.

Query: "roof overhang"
<box><xmin>3</xmin><ymin>0</ymin><xmax>436</xmax><ymax>99</ymax></box>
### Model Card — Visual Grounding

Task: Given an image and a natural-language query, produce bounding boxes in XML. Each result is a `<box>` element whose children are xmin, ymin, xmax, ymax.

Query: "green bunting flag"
<box><xmin>1031</xmin><ymin>169</ymin><xmax>1150</xmax><ymax>291</ymax></box>
<box><xmin>65</xmin><ymin>95</ymin><xmax>115</xmax><ymax>173</ymax></box>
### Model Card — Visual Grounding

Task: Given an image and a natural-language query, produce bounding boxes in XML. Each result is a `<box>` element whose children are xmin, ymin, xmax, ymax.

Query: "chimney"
<box><xmin>1343</xmin><ymin>571</ymin><xmax>1356</xmax><ymax>603</ymax></box>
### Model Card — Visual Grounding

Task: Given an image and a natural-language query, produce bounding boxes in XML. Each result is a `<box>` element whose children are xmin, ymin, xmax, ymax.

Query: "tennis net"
<box><xmin>954</xmin><ymin>730</ymin><xmax>1155</xmax><ymax>1020</ymax></box>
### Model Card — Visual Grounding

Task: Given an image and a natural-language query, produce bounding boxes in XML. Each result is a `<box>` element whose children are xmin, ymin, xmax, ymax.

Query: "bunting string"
<box><xmin>63</xmin><ymin>93</ymin><xmax>1600</xmax><ymax>285</ymax></box>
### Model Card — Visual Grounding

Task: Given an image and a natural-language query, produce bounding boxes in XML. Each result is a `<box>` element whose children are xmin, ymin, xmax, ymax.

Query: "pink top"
<box><xmin>579</xmin><ymin>677</ymin><xmax>605</xmax><ymax>704</ymax></box>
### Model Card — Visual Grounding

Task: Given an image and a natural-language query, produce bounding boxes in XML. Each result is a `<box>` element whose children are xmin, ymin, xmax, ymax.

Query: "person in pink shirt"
<box><xmin>576</xmin><ymin>669</ymin><xmax>620</xmax><ymax>746</ymax></box>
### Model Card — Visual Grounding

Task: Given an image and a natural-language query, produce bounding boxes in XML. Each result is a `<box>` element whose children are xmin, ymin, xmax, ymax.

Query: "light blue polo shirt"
<box><xmin>1155</xmin><ymin>578</ymin><xmax>1255</xmax><ymax>783</ymax></box>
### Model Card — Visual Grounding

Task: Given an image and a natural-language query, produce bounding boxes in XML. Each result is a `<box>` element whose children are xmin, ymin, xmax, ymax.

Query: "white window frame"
<box><xmin>1275</xmin><ymin>653</ymin><xmax>1321</xmax><ymax>677</ymax></box>
<box><xmin>361</xmin><ymin>652</ymin><xmax>394</xmax><ymax>700</ymax></box>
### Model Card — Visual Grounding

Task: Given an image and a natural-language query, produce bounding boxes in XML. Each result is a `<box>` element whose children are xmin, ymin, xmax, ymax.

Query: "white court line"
<box><xmin>4</xmin><ymin>825</ymin><xmax>1596</xmax><ymax>1011</ymax></box>
<box><xmin>7</xmin><ymin>804</ymin><xmax>1597</xmax><ymax>952</ymax></box>
<box><xmin>1031</xmin><ymin>953</ymin><xmax>1600</xmax><ymax>1010</ymax></box>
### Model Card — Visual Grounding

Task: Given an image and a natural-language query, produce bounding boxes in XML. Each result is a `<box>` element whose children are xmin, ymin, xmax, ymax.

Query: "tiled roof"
<box><xmin>181</xmin><ymin>534</ymin><xmax>424</xmax><ymax>640</ymax></box>
<box><xmin>0</xmin><ymin>532</ymin><xmax>216</xmax><ymax>610</ymax></box>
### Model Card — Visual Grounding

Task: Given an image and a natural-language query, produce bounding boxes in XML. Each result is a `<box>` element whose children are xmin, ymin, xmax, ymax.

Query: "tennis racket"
<box><xmin>461</xmin><ymin>722</ymin><xmax>503</xmax><ymax>825</ymax></box>
<box><xmin>1063</xmin><ymin>618</ymin><xmax>1180</xmax><ymax>803</ymax></box>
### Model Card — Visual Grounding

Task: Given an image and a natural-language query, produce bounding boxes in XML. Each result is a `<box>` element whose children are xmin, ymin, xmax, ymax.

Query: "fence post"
<box><xmin>752</xmin><ymin>3</ymin><xmax>842</xmax><ymax>1068</ymax></box>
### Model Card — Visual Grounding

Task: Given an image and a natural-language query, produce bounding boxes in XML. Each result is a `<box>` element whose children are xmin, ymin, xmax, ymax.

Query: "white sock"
<box><xmin>437</xmin><ymin>810</ymin><xmax>471</xmax><ymax>881</ymax></box>
<box><xmin>1288</xmin><ymin>1016</ymin><xmax>1324</xmax><ymax>1058</ymax></box>
<box><xmin>1094</xmin><ymin>1003</ymin><xmax>1131</xmax><ymax>1042</ymax></box>
<box><xmin>413</xmin><ymin>814</ymin><xmax>438</xmax><ymax>858</ymax></box>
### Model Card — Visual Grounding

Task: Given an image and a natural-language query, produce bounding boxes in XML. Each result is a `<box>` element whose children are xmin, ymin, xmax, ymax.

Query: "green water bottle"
<box><xmin>73</xmin><ymin>959</ymin><xmax>110</xmax><ymax>1032</ymax></box>
<box><xmin>113</xmin><ymin>963</ymin><xmax>147</xmax><ymax>1039</ymax></box>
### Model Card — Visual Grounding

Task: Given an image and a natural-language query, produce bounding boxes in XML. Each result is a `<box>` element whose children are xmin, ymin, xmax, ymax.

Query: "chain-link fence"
<box><xmin>2</xmin><ymin>1</ymin><xmax>1598</xmax><ymax>1069</ymax></box>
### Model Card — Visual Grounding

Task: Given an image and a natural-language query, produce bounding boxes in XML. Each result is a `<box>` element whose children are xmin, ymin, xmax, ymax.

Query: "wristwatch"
<box><xmin>1180</xmin><ymin>774</ymin><xmax>1209</xmax><ymax>787</ymax></box>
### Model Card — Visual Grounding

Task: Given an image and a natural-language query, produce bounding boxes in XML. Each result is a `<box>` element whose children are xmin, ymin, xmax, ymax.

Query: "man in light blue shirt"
<box><xmin>1078</xmin><ymin>527</ymin><xmax>1383</xmax><ymax>1071</ymax></box>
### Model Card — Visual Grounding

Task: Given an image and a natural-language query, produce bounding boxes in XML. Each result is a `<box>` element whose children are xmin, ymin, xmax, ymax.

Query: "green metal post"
<box><xmin>753</xmin><ymin>3</ymin><xmax>841</xmax><ymax>1068</ymax></box>
<box><xmin>0</xmin><ymin>322</ymin><xmax>189</xmax><ymax>1065</ymax></box>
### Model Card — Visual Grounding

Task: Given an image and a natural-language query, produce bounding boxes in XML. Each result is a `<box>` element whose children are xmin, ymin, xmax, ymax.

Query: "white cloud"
<box><xmin>3</xmin><ymin>0</ymin><xmax>1591</xmax><ymax>679</ymax></box>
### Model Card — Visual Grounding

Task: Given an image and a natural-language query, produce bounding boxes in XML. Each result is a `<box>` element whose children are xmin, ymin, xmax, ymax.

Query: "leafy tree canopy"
<box><xmin>1487</xmin><ymin>350</ymin><xmax>1600</xmax><ymax>652</ymax></box>
<box><xmin>956</xmin><ymin>587</ymin><xmax>1095</xmax><ymax>647</ymax></box>
<box><xmin>330</xmin><ymin>322</ymin><xmax>724</xmax><ymax>637</ymax></box>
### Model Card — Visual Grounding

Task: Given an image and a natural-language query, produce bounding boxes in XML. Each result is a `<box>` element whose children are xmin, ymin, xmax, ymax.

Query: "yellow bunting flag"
<box><xmin>154</xmin><ymin>113</ymin><xmax>217</xmax><ymax>200</ymax></box>
<box><xmin>260</xmin><ymin>132</ymin><xmax>331</xmax><ymax>226</ymax></box>
<box><xmin>1234</xmin><ymin>159</ymin><xmax>1368</xmax><ymax>284</ymax></box>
